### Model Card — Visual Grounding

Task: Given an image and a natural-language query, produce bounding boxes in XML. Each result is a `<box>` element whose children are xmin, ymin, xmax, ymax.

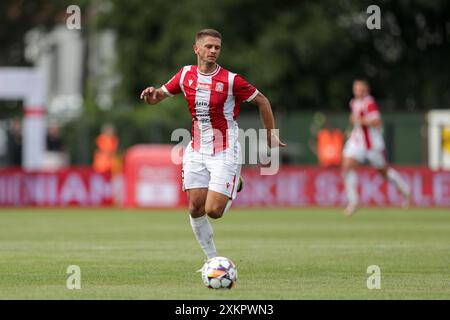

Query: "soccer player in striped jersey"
<box><xmin>342</xmin><ymin>79</ymin><xmax>410</xmax><ymax>217</ymax></box>
<box><xmin>140</xmin><ymin>29</ymin><xmax>286</xmax><ymax>258</ymax></box>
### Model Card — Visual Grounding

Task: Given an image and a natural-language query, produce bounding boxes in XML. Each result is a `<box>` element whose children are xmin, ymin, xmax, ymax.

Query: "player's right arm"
<box><xmin>140</xmin><ymin>67</ymin><xmax>185</xmax><ymax>105</ymax></box>
<box><xmin>140</xmin><ymin>87</ymin><xmax>168</xmax><ymax>105</ymax></box>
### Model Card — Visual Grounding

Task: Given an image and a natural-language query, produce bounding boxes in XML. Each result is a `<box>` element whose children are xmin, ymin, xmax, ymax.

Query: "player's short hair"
<box><xmin>195</xmin><ymin>29</ymin><xmax>222</xmax><ymax>43</ymax></box>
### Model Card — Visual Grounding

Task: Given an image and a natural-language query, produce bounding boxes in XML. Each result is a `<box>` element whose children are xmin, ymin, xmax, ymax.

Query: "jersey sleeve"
<box><xmin>233</xmin><ymin>74</ymin><xmax>259</xmax><ymax>102</ymax></box>
<box><xmin>365</xmin><ymin>97</ymin><xmax>380</xmax><ymax>121</ymax></box>
<box><xmin>161</xmin><ymin>68</ymin><xmax>183</xmax><ymax>96</ymax></box>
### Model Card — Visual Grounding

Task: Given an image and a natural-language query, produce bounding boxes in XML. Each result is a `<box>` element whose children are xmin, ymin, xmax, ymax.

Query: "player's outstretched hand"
<box><xmin>268</xmin><ymin>132</ymin><xmax>287</xmax><ymax>148</ymax></box>
<box><xmin>140</xmin><ymin>86</ymin><xmax>158</xmax><ymax>104</ymax></box>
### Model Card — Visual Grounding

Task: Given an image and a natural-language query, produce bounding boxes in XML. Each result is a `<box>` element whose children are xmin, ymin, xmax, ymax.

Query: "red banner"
<box><xmin>0</xmin><ymin>168</ymin><xmax>112</xmax><ymax>206</ymax></box>
<box><xmin>0</xmin><ymin>166</ymin><xmax>449</xmax><ymax>207</ymax></box>
<box><xmin>235</xmin><ymin>166</ymin><xmax>450</xmax><ymax>207</ymax></box>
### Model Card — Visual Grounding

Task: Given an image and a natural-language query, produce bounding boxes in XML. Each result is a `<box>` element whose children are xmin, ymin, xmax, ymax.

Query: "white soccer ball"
<box><xmin>201</xmin><ymin>256</ymin><xmax>237</xmax><ymax>289</ymax></box>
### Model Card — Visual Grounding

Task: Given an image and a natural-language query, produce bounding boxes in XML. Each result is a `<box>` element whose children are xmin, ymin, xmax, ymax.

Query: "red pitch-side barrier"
<box><xmin>233</xmin><ymin>166</ymin><xmax>450</xmax><ymax>207</ymax></box>
<box><xmin>0</xmin><ymin>167</ymin><xmax>112</xmax><ymax>206</ymax></box>
<box><xmin>123</xmin><ymin>144</ymin><xmax>184</xmax><ymax>208</ymax></box>
<box><xmin>0</xmin><ymin>165</ymin><xmax>449</xmax><ymax>207</ymax></box>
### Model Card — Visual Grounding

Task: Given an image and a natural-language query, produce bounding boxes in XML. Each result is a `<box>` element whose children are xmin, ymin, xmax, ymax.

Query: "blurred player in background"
<box><xmin>140</xmin><ymin>28</ymin><xmax>285</xmax><ymax>259</ymax></box>
<box><xmin>342</xmin><ymin>79</ymin><xmax>410</xmax><ymax>217</ymax></box>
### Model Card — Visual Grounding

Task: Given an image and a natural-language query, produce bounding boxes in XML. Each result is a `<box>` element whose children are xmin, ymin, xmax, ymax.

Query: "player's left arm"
<box><xmin>361</xmin><ymin>98</ymin><xmax>382</xmax><ymax>128</ymax></box>
<box><xmin>362</xmin><ymin>117</ymin><xmax>382</xmax><ymax>127</ymax></box>
<box><xmin>250</xmin><ymin>92</ymin><xmax>287</xmax><ymax>148</ymax></box>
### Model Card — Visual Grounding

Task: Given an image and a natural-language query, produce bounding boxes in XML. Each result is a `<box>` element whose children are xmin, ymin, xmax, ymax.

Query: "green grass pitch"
<box><xmin>0</xmin><ymin>207</ymin><xmax>449</xmax><ymax>299</ymax></box>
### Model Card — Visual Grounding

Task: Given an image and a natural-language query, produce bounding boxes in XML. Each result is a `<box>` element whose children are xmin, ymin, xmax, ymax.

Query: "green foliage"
<box><xmin>2</xmin><ymin>0</ymin><xmax>448</xmax><ymax>165</ymax></box>
<box><xmin>98</xmin><ymin>0</ymin><xmax>450</xmax><ymax>111</ymax></box>
<box><xmin>0</xmin><ymin>0</ymin><xmax>78</xmax><ymax>66</ymax></box>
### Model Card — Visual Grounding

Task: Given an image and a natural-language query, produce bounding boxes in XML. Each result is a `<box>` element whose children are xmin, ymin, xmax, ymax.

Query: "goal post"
<box><xmin>427</xmin><ymin>110</ymin><xmax>450</xmax><ymax>170</ymax></box>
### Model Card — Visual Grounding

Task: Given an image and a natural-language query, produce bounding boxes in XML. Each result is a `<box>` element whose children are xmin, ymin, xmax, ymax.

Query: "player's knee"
<box><xmin>207</xmin><ymin>211</ymin><xmax>223</xmax><ymax>219</ymax></box>
<box><xmin>342</xmin><ymin>160</ymin><xmax>356</xmax><ymax>173</ymax></box>
<box><xmin>342</xmin><ymin>160</ymin><xmax>351</xmax><ymax>169</ymax></box>
<box><xmin>189</xmin><ymin>201</ymin><xmax>205</xmax><ymax>217</ymax></box>
<box><xmin>205</xmin><ymin>205</ymin><xmax>224</xmax><ymax>219</ymax></box>
<box><xmin>341</xmin><ymin>160</ymin><xmax>350</xmax><ymax>171</ymax></box>
<box><xmin>377</xmin><ymin>167</ymin><xmax>387</xmax><ymax>177</ymax></box>
<box><xmin>342</xmin><ymin>165</ymin><xmax>351</xmax><ymax>175</ymax></box>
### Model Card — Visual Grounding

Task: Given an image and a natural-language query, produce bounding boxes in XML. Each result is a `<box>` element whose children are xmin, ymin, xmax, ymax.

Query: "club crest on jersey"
<box><xmin>215</xmin><ymin>82</ymin><xmax>224</xmax><ymax>92</ymax></box>
<box><xmin>188</xmin><ymin>79</ymin><xmax>193</xmax><ymax>87</ymax></box>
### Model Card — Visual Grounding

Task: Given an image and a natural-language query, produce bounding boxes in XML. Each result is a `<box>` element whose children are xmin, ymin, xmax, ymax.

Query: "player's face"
<box><xmin>353</xmin><ymin>81</ymin><xmax>368</xmax><ymax>99</ymax></box>
<box><xmin>194</xmin><ymin>36</ymin><xmax>221</xmax><ymax>64</ymax></box>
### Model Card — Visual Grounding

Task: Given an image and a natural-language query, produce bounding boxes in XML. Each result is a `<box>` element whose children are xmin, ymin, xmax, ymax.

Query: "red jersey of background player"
<box><xmin>348</xmin><ymin>95</ymin><xmax>384</xmax><ymax>150</ymax></box>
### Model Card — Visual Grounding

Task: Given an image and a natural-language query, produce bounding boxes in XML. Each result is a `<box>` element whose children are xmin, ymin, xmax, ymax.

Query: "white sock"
<box><xmin>387</xmin><ymin>168</ymin><xmax>409</xmax><ymax>196</ymax></box>
<box><xmin>344</xmin><ymin>170</ymin><xmax>358</xmax><ymax>206</ymax></box>
<box><xmin>222</xmin><ymin>199</ymin><xmax>232</xmax><ymax>215</ymax></box>
<box><xmin>189</xmin><ymin>215</ymin><xmax>217</xmax><ymax>259</ymax></box>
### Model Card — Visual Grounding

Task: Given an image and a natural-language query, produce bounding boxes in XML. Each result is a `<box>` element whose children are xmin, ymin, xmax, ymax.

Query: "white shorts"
<box><xmin>182</xmin><ymin>141</ymin><xmax>242</xmax><ymax>200</ymax></box>
<box><xmin>343</xmin><ymin>139</ymin><xmax>386</xmax><ymax>169</ymax></box>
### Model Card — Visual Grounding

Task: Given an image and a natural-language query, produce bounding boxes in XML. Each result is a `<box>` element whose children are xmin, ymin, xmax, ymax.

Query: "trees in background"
<box><xmin>99</xmin><ymin>0</ymin><xmax>450</xmax><ymax>111</ymax></box>
<box><xmin>1</xmin><ymin>0</ymin><xmax>449</xmax><ymax>164</ymax></box>
<box><xmin>2</xmin><ymin>0</ymin><xmax>449</xmax><ymax>111</ymax></box>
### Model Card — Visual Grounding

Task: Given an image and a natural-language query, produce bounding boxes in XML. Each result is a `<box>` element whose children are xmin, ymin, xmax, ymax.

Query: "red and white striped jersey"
<box><xmin>349</xmin><ymin>95</ymin><xmax>384</xmax><ymax>150</ymax></box>
<box><xmin>162</xmin><ymin>64</ymin><xmax>258</xmax><ymax>154</ymax></box>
